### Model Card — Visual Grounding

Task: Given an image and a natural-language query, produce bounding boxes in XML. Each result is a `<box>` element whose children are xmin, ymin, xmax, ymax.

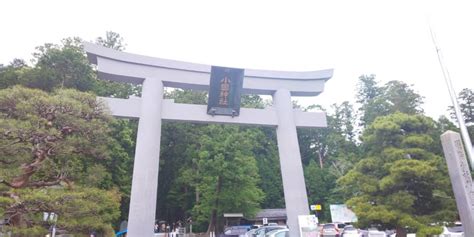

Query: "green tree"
<box><xmin>357</xmin><ymin>75</ymin><xmax>424</xmax><ymax>127</ymax></box>
<box><xmin>0</xmin><ymin>34</ymin><xmax>140</xmax><ymax>225</ymax></box>
<box><xmin>191</xmin><ymin>125</ymin><xmax>264</xmax><ymax>233</ymax></box>
<box><xmin>0</xmin><ymin>34</ymin><xmax>140</xmax><ymax>98</ymax></box>
<box><xmin>382</xmin><ymin>80</ymin><xmax>424</xmax><ymax>115</ymax></box>
<box><xmin>304</xmin><ymin>160</ymin><xmax>337</xmax><ymax>222</ymax></box>
<box><xmin>437</xmin><ymin>115</ymin><xmax>459</xmax><ymax>132</ymax></box>
<box><xmin>298</xmin><ymin>102</ymin><xmax>360</xmax><ymax>222</ymax></box>
<box><xmin>0</xmin><ymin>59</ymin><xmax>28</xmax><ymax>89</ymax></box>
<box><xmin>155</xmin><ymin>89</ymin><xmax>208</xmax><ymax>223</ymax></box>
<box><xmin>449</xmin><ymin>88</ymin><xmax>474</xmax><ymax>124</ymax></box>
<box><xmin>31</xmin><ymin>37</ymin><xmax>95</xmax><ymax>91</ymax></box>
<box><xmin>250</xmin><ymin>127</ymin><xmax>284</xmax><ymax>209</ymax></box>
<box><xmin>0</xmin><ymin>86</ymin><xmax>121</xmax><ymax>235</ymax></box>
<box><xmin>331</xmin><ymin>101</ymin><xmax>357</xmax><ymax>142</ymax></box>
<box><xmin>356</xmin><ymin>75</ymin><xmax>382</xmax><ymax>106</ymax></box>
<box><xmin>356</xmin><ymin>75</ymin><xmax>386</xmax><ymax>127</ymax></box>
<box><xmin>298</xmin><ymin>102</ymin><xmax>359</xmax><ymax>171</ymax></box>
<box><xmin>107</xmin><ymin>119</ymin><xmax>137</xmax><ymax>222</ymax></box>
<box><xmin>96</xmin><ymin>31</ymin><xmax>127</xmax><ymax>51</ymax></box>
<box><xmin>3</xmin><ymin>188</ymin><xmax>120</xmax><ymax>236</ymax></box>
<box><xmin>338</xmin><ymin>113</ymin><xmax>456</xmax><ymax>236</ymax></box>
<box><xmin>448</xmin><ymin>88</ymin><xmax>474</xmax><ymax>141</ymax></box>
<box><xmin>158</xmin><ymin>89</ymin><xmax>276</xmax><ymax>230</ymax></box>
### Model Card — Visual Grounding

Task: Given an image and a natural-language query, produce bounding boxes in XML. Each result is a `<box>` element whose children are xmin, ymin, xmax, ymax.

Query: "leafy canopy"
<box><xmin>0</xmin><ymin>86</ymin><xmax>121</xmax><ymax>235</ymax></box>
<box><xmin>338</xmin><ymin>113</ymin><xmax>456</xmax><ymax>235</ymax></box>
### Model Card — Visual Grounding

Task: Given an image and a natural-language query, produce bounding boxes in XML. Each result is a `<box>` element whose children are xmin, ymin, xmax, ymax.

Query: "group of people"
<box><xmin>154</xmin><ymin>220</ymin><xmax>184</xmax><ymax>236</ymax></box>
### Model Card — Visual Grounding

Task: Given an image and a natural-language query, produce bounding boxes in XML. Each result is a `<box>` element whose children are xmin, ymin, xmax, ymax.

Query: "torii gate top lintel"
<box><xmin>84</xmin><ymin>42</ymin><xmax>333</xmax><ymax>96</ymax></box>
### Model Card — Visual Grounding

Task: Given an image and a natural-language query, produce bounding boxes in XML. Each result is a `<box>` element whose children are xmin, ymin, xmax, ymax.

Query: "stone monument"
<box><xmin>440</xmin><ymin>131</ymin><xmax>474</xmax><ymax>235</ymax></box>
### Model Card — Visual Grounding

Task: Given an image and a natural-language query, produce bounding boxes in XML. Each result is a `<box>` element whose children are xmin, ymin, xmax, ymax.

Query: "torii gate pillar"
<box><xmin>128</xmin><ymin>78</ymin><xmax>164</xmax><ymax>236</ymax></box>
<box><xmin>84</xmin><ymin>42</ymin><xmax>333</xmax><ymax>237</ymax></box>
<box><xmin>274</xmin><ymin>89</ymin><xmax>310</xmax><ymax>234</ymax></box>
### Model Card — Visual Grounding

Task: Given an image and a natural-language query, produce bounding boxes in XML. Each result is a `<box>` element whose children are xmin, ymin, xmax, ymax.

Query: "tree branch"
<box><xmin>26</xmin><ymin>179</ymin><xmax>61</xmax><ymax>188</ymax></box>
<box><xmin>0</xmin><ymin>159</ymin><xmax>15</xmax><ymax>165</ymax></box>
<box><xmin>0</xmin><ymin>179</ymin><xmax>20</xmax><ymax>188</ymax></box>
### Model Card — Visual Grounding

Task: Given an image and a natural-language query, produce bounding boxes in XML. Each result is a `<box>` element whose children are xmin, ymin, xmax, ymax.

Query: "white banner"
<box><xmin>329</xmin><ymin>204</ymin><xmax>358</xmax><ymax>223</ymax></box>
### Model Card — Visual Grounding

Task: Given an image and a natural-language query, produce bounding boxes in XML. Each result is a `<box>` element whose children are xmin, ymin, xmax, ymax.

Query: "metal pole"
<box><xmin>429</xmin><ymin>25</ymin><xmax>474</xmax><ymax>169</ymax></box>
<box><xmin>51</xmin><ymin>224</ymin><xmax>56</xmax><ymax>237</ymax></box>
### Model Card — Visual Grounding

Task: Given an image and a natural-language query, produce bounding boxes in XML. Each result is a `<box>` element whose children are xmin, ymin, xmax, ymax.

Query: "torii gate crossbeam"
<box><xmin>84</xmin><ymin>42</ymin><xmax>332</xmax><ymax>237</ymax></box>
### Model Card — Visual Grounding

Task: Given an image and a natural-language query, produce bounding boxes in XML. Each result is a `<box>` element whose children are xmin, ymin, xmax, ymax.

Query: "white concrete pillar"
<box><xmin>127</xmin><ymin>78</ymin><xmax>163</xmax><ymax>237</ymax></box>
<box><xmin>273</xmin><ymin>89</ymin><xmax>309</xmax><ymax>237</ymax></box>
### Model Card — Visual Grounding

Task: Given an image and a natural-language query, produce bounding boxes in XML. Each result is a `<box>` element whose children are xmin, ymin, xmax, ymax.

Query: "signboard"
<box><xmin>298</xmin><ymin>215</ymin><xmax>319</xmax><ymax>237</ymax></box>
<box><xmin>43</xmin><ymin>212</ymin><xmax>58</xmax><ymax>222</ymax></box>
<box><xmin>329</xmin><ymin>204</ymin><xmax>358</xmax><ymax>223</ymax></box>
<box><xmin>207</xmin><ymin>66</ymin><xmax>244</xmax><ymax>116</ymax></box>
<box><xmin>310</xmin><ymin>204</ymin><xmax>322</xmax><ymax>211</ymax></box>
<box><xmin>262</xmin><ymin>218</ymin><xmax>268</xmax><ymax>225</ymax></box>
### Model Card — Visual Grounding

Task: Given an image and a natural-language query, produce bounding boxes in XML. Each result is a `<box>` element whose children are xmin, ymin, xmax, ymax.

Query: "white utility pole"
<box><xmin>429</xmin><ymin>25</ymin><xmax>474</xmax><ymax>169</ymax></box>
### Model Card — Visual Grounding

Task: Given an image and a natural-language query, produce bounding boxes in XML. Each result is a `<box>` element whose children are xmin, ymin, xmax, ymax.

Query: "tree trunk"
<box><xmin>331</xmin><ymin>161</ymin><xmax>344</xmax><ymax>177</ymax></box>
<box><xmin>395</xmin><ymin>226</ymin><xmax>407</xmax><ymax>237</ymax></box>
<box><xmin>318</xmin><ymin>150</ymin><xmax>324</xmax><ymax>168</ymax></box>
<box><xmin>207</xmin><ymin>176</ymin><xmax>222</xmax><ymax>234</ymax></box>
<box><xmin>9</xmin><ymin>213</ymin><xmax>24</xmax><ymax>227</ymax></box>
<box><xmin>195</xmin><ymin>188</ymin><xmax>200</xmax><ymax>204</ymax></box>
<box><xmin>5</xmin><ymin>148</ymin><xmax>52</xmax><ymax>188</ymax></box>
<box><xmin>195</xmin><ymin>165</ymin><xmax>200</xmax><ymax>203</ymax></box>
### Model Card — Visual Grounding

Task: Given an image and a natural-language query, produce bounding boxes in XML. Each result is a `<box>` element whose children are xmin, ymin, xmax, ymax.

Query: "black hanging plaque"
<box><xmin>207</xmin><ymin>66</ymin><xmax>244</xmax><ymax>116</ymax></box>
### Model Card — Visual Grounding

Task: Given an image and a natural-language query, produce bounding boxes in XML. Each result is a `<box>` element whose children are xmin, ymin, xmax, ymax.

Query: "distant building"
<box><xmin>247</xmin><ymin>209</ymin><xmax>287</xmax><ymax>226</ymax></box>
<box><xmin>223</xmin><ymin>213</ymin><xmax>244</xmax><ymax>227</ymax></box>
<box><xmin>222</xmin><ymin>209</ymin><xmax>287</xmax><ymax>227</ymax></box>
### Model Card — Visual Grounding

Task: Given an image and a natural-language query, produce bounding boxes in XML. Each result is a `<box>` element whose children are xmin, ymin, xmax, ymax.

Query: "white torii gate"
<box><xmin>84</xmin><ymin>42</ymin><xmax>333</xmax><ymax>237</ymax></box>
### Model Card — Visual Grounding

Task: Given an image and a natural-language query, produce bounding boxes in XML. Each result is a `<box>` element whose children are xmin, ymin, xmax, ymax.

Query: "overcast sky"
<box><xmin>1</xmin><ymin>0</ymin><xmax>473</xmax><ymax>119</ymax></box>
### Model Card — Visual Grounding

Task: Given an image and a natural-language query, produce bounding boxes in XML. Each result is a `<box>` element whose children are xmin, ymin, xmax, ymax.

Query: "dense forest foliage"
<box><xmin>1</xmin><ymin>32</ymin><xmax>473</xmax><ymax>236</ymax></box>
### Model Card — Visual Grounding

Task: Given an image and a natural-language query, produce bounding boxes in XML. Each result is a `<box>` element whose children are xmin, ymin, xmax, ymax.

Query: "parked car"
<box><xmin>246</xmin><ymin>228</ymin><xmax>258</xmax><ymax>237</ymax></box>
<box><xmin>384</xmin><ymin>230</ymin><xmax>396</xmax><ymax>237</ymax></box>
<box><xmin>367</xmin><ymin>228</ymin><xmax>386</xmax><ymax>237</ymax></box>
<box><xmin>224</xmin><ymin>225</ymin><xmax>252</xmax><ymax>237</ymax></box>
<box><xmin>265</xmin><ymin>228</ymin><xmax>289</xmax><ymax>237</ymax></box>
<box><xmin>342</xmin><ymin>225</ymin><xmax>361</xmax><ymax>237</ymax></box>
<box><xmin>250</xmin><ymin>226</ymin><xmax>286</xmax><ymax>237</ymax></box>
<box><xmin>440</xmin><ymin>224</ymin><xmax>464</xmax><ymax>237</ymax></box>
<box><xmin>321</xmin><ymin>223</ymin><xmax>345</xmax><ymax>237</ymax></box>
